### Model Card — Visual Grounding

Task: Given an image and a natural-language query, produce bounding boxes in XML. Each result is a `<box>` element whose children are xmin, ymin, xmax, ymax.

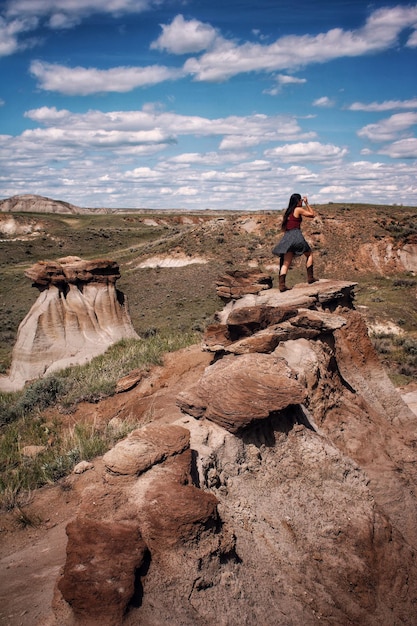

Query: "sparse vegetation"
<box><xmin>370</xmin><ymin>332</ymin><xmax>417</xmax><ymax>385</ymax></box>
<box><xmin>0</xmin><ymin>330</ymin><xmax>199</xmax><ymax>508</ymax></box>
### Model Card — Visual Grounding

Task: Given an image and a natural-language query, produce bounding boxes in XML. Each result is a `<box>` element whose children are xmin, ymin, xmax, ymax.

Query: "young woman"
<box><xmin>272</xmin><ymin>193</ymin><xmax>318</xmax><ymax>292</ymax></box>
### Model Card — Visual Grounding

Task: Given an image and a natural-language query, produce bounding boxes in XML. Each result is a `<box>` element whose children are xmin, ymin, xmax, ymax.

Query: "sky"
<box><xmin>0</xmin><ymin>0</ymin><xmax>416</xmax><ymax>211</ymax></box>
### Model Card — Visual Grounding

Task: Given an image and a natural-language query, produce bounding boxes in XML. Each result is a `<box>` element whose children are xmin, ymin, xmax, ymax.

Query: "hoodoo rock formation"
<box><xmin>0</xmin><ymin>256</ymin><xmax>138</xmax><ymax>392</ymax></box>
<box><xmin>50</xmin><ymin>278</ymin><xmax>417</xmax><ymax>626</ymax></box>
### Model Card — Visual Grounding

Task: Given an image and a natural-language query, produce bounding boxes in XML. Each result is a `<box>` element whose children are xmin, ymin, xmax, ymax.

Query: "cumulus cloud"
<box><xmin>183</xmin><ymin>5</ymin><xmax>417</xmax><ymax>82</ymax></box>
<box><xmin>378</xmin><ymin>138</ymin><xmax>417</xmax><ymax>158</ymax></box>
<box><xmin>320</xmin><ymin>185</ymin><xmax>349</xmax><ymax>194</ymax></box>
<box><xmin>168</xmin><ymin>152</ymin><xmax>246</xmax><ymax>166</ymax></box>
<box><xmin>313</xmin><ymin>96</ymin><xmax>335</xmax><ymax>108</ymax></box>
<box><xmin>276</xmin><ymin>74</ymin><xmax>306</xmax><ymax>86</ymax></box>
<box><xmin>348</xmin><ymin>98</ymin><xmax>417</xmax><ymax>111</ymax></box>
<box><xmin>0</xmin><ymin>15</ymin><xmax>39</xmax><ymax>56</ymax></box>
<box><xmin>407</xmin><ymin>29</ymin><xmax>417</xmax><ymax>46</ymax></box>
<box><xmin>151</xmin><ymin>14</ymin><xmax>218</xmax><ymax>54</ymax></box>
<box><xmin>264</xmin><ymin>74</ymin><xmax>306</xmax><ymax>95</ymax></box>
<box><xmin>264</xmin><ymin>141</ymin><xmax>347</xmax><ymax>162</ymax></box>
<box><xmin>29</xmin><ymin>60</ymin><xmax>183</xmax><ymax>95</ymax></box>
<box><xmin>0</xmin><ymin>0</ymin><xmax>163</xmax><ymax>41</ymax></box>
<box><xmin>357</xmin><ymin>112</ymin><xmax>417</xmax><ymax>142</ymax></box>
<box><xmin>6</xmin><ymin>0</ymin><xmax>157</xmax><ymax>22</ymax></box>
<box><xmin>23</xmin><ymin>106</ymin><xmax>315</xmax><ymax>153</ymax></box>
<box><xmin>15</xmin><ymin>6</ymin><xmax>417</xmax><ymax>93</ymax></box>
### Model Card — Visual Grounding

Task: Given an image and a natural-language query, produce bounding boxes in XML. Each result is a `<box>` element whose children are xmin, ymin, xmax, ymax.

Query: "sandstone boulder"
<box><xmin>177</xmin><ymin>353</ymin><xmax>307</xmax><ymax>433</ymax></box>
<box><xmin>103</xmin><ymin>423</ymin><xmax>190</xmax><ymax>476</ymax></box>
<box><xmin>138</xmin><ymin>470</ymin><xmax>219</xmax><ymax>551</ymax></box>
<box><xmin>204</xmin><ymin>279</ymin><xmax>355</xmax><ymax>355</ymax></box>
<box><xmin>54</xmin><ymin>426</ymin><xmax>223</xmax><ymax>625</ymax></box>
<box><xmin>58</xmin><ymin>517</ymin><xmax>147</xmax><ymax>624</ymax></box>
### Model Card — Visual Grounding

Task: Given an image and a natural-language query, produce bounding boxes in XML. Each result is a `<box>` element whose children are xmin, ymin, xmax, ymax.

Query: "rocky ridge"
<box><xmin>49</xmin><ymin>276</ymin><xmax>417</xmax><ymax>626</ymax></box>
<box><xmin>0</xmin><ymin>194</ymin><xmax>83</xmax><ymax>214</ymax></box>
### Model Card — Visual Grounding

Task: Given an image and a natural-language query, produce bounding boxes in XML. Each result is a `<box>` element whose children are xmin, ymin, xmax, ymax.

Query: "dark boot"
<box><xmin>279</xmin><ymin>274</ymin><xmax>290</xmax><ymax>292</ymax></box>
<box><xmin>307</xmin><ymin>265</ymin><xmax>318</xmax><ymax>284</ymax></box>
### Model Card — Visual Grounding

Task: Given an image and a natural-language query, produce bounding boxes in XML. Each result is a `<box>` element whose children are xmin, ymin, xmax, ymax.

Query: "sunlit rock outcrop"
<box><xmin>0</xmin><ymin>256</ymin><xmax>138</xmax><ymax>391</ymax></box>
<box><xmin>50</xmin><ymin>278</ymin><xmax>417</xmax><ymax>626</ymax></box>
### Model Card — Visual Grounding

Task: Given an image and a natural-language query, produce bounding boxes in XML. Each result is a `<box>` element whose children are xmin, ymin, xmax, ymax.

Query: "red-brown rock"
<box><xmin>216</xmin><ymin>269</ymin><xmax>273</xmax><ymax>300</ymax></box>
<box><xmin>177</xmin><ymin>353</ymin><xmax>307</xmax><ymax>433</ymax></box>
<box><xmin>58</xmin><ymin>517</ymin><xmax>147</xmax><ymax>625</ymax></box>
<box><xmin>139</xmin><ymin>477</ymin><xmax>219</xmax><ymax>551</ymax></box>
<box><xmin>103</xmin><ymin>423</ymin><xmax>190</xmax><ymax>476</ymax></box>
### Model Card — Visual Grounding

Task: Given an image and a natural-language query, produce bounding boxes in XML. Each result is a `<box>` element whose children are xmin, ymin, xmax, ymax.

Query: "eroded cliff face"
<box><xmin>0</xmin><ymin>257</ymin><xmax>138</xmax><ymax>392</ymax></box>
<box><xmin>51</xmin><ymin>279</ymin><xmax>417</xmax><ymax>626</ymax></box>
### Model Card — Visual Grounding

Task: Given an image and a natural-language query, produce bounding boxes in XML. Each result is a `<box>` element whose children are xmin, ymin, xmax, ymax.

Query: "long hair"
<box><xmin>281</xmin><ymin>193</ymin><xmax>301</xmax><ymax>231</ymax></box>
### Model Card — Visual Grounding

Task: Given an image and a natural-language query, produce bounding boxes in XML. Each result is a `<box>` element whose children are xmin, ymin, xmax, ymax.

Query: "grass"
<box><xmin>370</xmin><ymin>332</ymin><xmax>417</xmax><ymax>386</ymax></box>
<box><xmin>0</xmin><ymin>329</ymin><xmax>200</xmax><ymax>509</ymax></box>
<box><xmin>355</xmin><ymin>275</ymin><xmax>417</xmax><ymax>333</ymax></box>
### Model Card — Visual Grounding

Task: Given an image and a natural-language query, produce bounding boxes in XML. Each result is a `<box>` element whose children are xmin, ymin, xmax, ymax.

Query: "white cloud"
<box><xmin>151</xmin><ymin>14</ymin><xmax>218</xmax><ymax>54</ymax></box>
<box><xmin>348</xmin><ymin>98</ymin><xmax>417</xmax><ymax>111</ymax></box>
<box><xmin>21</xmin><ymin>126</ymin><xmax>171</xmax><ymax>148</ymax></box>
<box><xmin>23</xmin><ymin>106</ymin><xmax>314</xmax><ymax>151</ymax></box>
<box><xmin>183</xmin><ymin>5</ymin><xmax>417</xmax><ymax>82</ymax></box>
<box><xmin>378</xmin><ymin>138</ymin><xmax>417</xmax><ymax>159</ymax></box>
<box><xmin>2</xmin><ymin>99</ymin><xmax>417</xmax><ymax>210</ymax></box>
<box><xmin>124</xmin><ymin>166</ymin><xmax>161</xmax><ymax>180</ymax></box>
<box><xmin>6</xmin><ymin>0</ymin><xmax>157</xmax><ymax>21</ymax></box>
<box><xmin>357</xmin><ymin>112</ymin><xmax>417</xmax><ymax>142</ymax></box>
<box><xmin>0</xmin><ymin>0</ymin><xmax>162</xmax><ymax>44</ymax></box>
<box><xmin>265</xmin><ymin>141</ymin><xmax>347</xmax><ymax>162</ymax></box>
<box><xmin>313</xmin><ymin>96</ymin><xmax>335</xmax><ymax>108</ymax></box>
<box><xmin>407</xmin><ymin>29</ymin><xmax>417</xmax><ymax>47</ymax></box>
<box><xmin>16</xmin><ymin>6</ymin><xmax>417</xmax><ymax>92</ymax></box>
<box><xmin>264</xmin><ymin>74</ymin><xmax>306</xmax><ymax>95</ymax></box>
<box><xmin>320</xmin><ymin>185</ymin><xmax>349</xmax><ymax>194</ymax></box>
<box><xmin>174</xmin><ymin>186</ymin><xmax>199</xmax><ymax>196</ymax></box>
<box><xmin>168</xmin><ymin>152</ymin><xmax>246</xmax><ymax>166</ymax></box>
<box><xmin>0</xmin><ymin>0</ymin><xmax>163</xmax><ymax>51</ymax></box>
<box><xmin>0</xmin><ymin>15</ymin><xmax>39</xmax><ymax>56</ymax></box>
<box><xmin>29</xmin><ymin>60</ymin><xmax>183</xmax><ymax>95</ymax></box>
<box><xmin>276</xmin><ymin>74</ymin><xmax>306</xmax><ymax>86</ymax></box>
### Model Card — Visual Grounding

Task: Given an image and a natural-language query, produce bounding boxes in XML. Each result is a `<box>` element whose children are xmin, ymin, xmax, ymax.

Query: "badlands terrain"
<box><xmin>1</xmin><ymin>195</ymin><xmax>417</xmax><ymax>625</ymax></box>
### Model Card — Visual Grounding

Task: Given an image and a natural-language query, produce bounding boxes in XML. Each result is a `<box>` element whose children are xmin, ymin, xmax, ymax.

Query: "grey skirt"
<box><xmin>272</xmin><ymin>229</ymin><xmax>311</xmax><ymax>257</ymax></box>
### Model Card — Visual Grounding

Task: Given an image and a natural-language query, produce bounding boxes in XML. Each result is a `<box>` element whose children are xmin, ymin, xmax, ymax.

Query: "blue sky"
<box><xmin>0</xmin><ymin>0</ymin><xmax>416</xmax><ymax>210</ymax></box>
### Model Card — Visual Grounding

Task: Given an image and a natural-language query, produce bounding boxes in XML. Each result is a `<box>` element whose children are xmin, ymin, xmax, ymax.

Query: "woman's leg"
<box><xmin>280</xmin><ymin>252</ymin><xmax>293</xmax><ymax>275</ymax></box>
<box><xmin>304</xmin><ymin>251</ymin><xmax>313</xmax><ymax>268</ymax></box>
<box><xmin>304</xmin><ymin>252</ymin><xmax>317</xmax><ymax>283</ymax></box>
<box><xmin>279</xmin><ymin>252</ymin><xmax>293</xmax><ymax>291</ymax></box>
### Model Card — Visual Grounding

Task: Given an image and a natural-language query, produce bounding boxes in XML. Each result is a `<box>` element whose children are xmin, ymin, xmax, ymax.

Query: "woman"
<box><xmin>272</xmin><ymin>193</ymin><xmax>317</xmax><ymax>292</ymax></box>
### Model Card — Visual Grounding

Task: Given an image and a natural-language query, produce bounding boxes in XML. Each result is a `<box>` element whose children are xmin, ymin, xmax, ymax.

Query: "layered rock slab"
<box><xmin>215</xmin><ymin>268</ymin><xmax>273</xmax><ymax>300</ymax></box>
<box><xmin>177</xmin><ymin>353</ymin><xmax>306</xmax><ymax>433</ymax></box>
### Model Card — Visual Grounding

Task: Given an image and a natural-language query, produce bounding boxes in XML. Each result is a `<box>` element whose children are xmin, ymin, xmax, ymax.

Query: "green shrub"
<box><xmin>17</xmin><ymin>376</ymin><xmax>67</xmax><ymax>413</ymax></box>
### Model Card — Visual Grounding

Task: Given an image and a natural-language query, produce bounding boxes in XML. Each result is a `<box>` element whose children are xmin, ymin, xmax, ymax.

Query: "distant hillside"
<box><xmin>0</xmin><ymin>194</ymin><xmax>117</xmax><ymax>215</ymax></box>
